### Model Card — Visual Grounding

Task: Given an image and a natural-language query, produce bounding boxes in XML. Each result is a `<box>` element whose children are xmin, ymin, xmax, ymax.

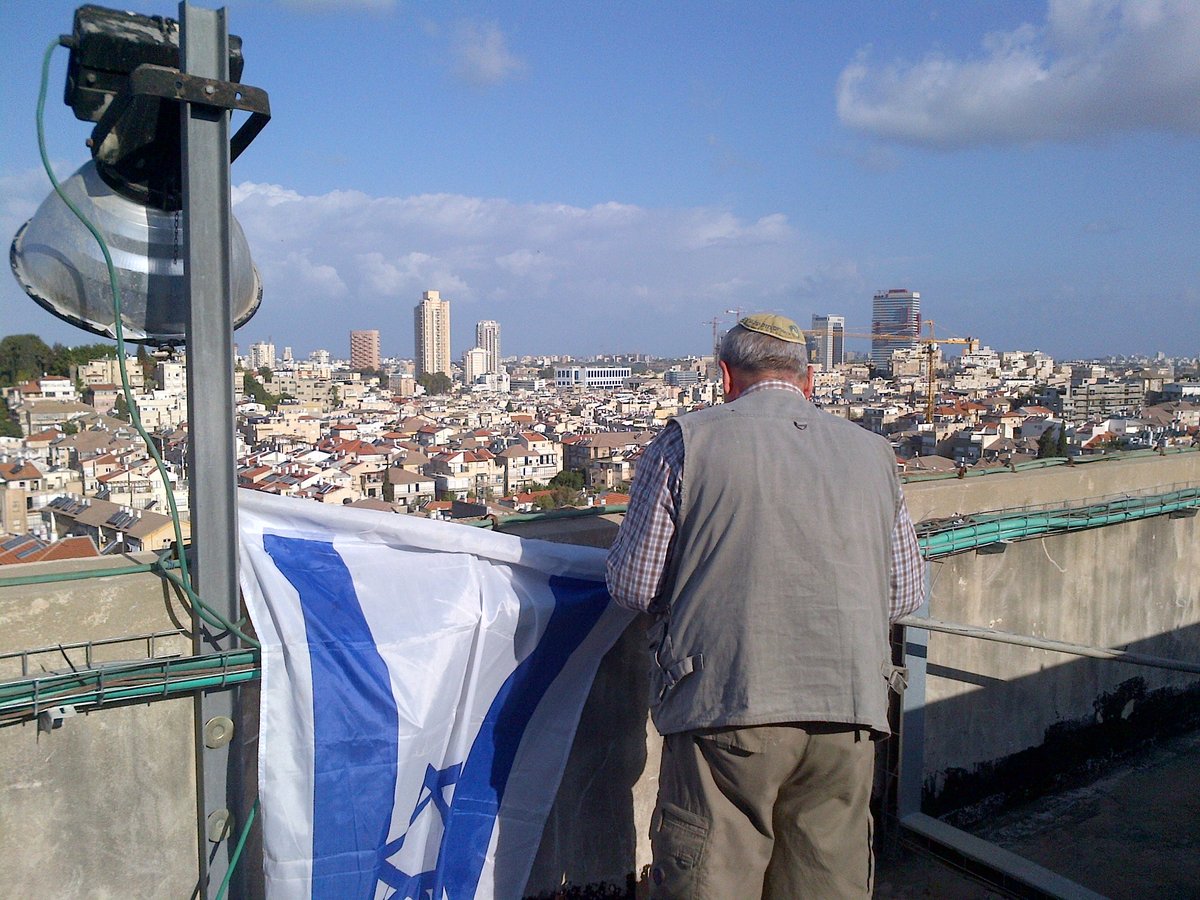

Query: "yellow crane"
<box><xmin>804</xmin><ymin>321</ymin><xmax>977</xmax><ymax>424</ymax></box>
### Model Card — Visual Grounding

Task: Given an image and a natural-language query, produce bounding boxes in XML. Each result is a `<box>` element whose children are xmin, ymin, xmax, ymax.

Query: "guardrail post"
<box><xmin>897</xmin><ymin>566</ymin><xmax>931</xmax><ymax>819</ymax></box>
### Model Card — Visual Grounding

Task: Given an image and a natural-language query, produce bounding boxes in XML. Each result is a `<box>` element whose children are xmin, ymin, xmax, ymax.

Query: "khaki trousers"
<box><xmin>648</xmin><ymin>724</ymin><xmax>874</xmax><ymax>900</ymax></box>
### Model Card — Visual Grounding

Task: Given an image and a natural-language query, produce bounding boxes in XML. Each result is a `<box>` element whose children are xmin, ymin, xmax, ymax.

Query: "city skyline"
<box><xmin>2</xmin><ymin>2</ymin><xmax>1199</xmax><ymax>360</ymax></box>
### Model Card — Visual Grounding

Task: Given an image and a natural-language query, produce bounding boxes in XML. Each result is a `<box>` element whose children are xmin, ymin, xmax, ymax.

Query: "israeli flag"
<box><xmin>238</xmin><ymin>491</ymin><xmax>633</xmax><ymax>899</ymax></box>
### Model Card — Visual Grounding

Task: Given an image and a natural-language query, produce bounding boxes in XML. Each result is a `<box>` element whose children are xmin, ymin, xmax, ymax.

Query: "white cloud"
<box><xmin>451</xmin><ymin>20</ymin><xmax>526</xmax><ymax>86</ymax></box>
<box><xmin>837</xmin><ymin>0</ymin><xmax>1200</xmax><ymax>147</ymax></box>
<box><xmin>228</xmin><ymin>182</ymin><xmax>846</xmax><ymax>355</ymax></box>
<box><xmin>282</xmin><ymin>251</ymin><xmax>348</xmax><ymax>298</ymax></box>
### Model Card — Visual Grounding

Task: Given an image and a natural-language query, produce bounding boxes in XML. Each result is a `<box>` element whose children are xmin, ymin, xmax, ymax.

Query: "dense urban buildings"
<box><xmin>871</xmin><ymin>289</ymin><xmax>920</xmax><ymax>374</ymax></box>
<box><xmin>414</xmin><ymin>290</ymin><xmax>451</xmax><ymax>377</ymax></box>
<box><xmin>3</xmin><ymin>290</ymin><xmax>1198</xmax><ymax>538</ymax></box>
<box><xmin>349</xmin><ymin>329</ymin><xmax>381</xmax><ymax>371</ymax></box>
<box><xmin>476</xmin><ymin>320</ymin><xmax>501</xmax><ymax>375</ymax></box>
<box><xmin>809</xmin><ymin>314</ymin><xmax>846</xmax><ymax>370</ymax></box>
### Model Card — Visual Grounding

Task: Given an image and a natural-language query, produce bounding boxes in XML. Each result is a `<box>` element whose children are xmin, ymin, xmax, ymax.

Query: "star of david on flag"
<box><xmin>238</xmin><ymin>491</ymin><xmax>633</xmax><ymax>899</ymax></box>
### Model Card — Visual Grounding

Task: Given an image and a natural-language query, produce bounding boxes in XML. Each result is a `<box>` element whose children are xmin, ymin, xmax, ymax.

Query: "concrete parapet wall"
<box><xmin>0</xmin><ymin>555</ymin><xmax>198</xmax><ymax>898</ymax></box>
<box><xmin>901</xmin><ymin>452</ymin><xmax>1200</xmax><ymax>818</ymax></box>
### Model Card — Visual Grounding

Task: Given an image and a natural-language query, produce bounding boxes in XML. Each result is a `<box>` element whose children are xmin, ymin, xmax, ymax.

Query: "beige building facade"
<box><xmin>414</xmin><ymin>290</ymin><xmax>451</xmax><ymax>377</ymax></box>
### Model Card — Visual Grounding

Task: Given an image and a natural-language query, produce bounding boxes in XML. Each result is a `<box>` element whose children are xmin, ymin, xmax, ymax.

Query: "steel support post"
<box><xmin>897</xmin><ymin>565</ymin><xmax>931</xmax><ymax>819</ymax></box>
<box><xmin>180</xmin><ymin>4</ymin><xmax>244</xmax><ymax>896</ymax></box>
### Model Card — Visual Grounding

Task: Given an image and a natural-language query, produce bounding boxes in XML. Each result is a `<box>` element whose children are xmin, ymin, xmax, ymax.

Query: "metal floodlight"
<box><xmin>9</xmin><ymin>3</ymin><xmax>269</xmax><ymax>345</ymax></box>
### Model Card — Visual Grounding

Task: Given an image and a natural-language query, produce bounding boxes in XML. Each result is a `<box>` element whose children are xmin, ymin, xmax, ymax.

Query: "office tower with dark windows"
<box><xmin>349</xmin><ymin>329</ymin><xmax>381</xmax><ymax>371</ymax></box>
<box><xmin>870</xmin><ymin>289</ymin><xmax>920</xmax><ymax>374</ymax></box>
<box><xmin>476</xmin><ymin>320</ymin><xmax>501</xmax><ymax>374</ymax></box>
<box><xmin>414</xmin><ymin>290</ymin><xmax>451</xmax><ymax>377</ymax></box>
<box><xmin>809</xmin><ymin>314</ymin><xmax>845</xmax><ymax>370</ymax></box>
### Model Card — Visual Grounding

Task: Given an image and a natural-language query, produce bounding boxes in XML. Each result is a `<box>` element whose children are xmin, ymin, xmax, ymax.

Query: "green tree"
<box><xmin>47</xmin><ymin>342</ymin><xmax>116</xmax><ymax>377</ymax></box>
<box><xmin>533</xmin><ymin>485</ymin><xmax>579</xmax><ymax>510</ymax></box>
<box><xmin>0</xmin><ymin>406</ymin><xmax>22</xmax><ymax>438</ymax></box>
<box><xmin>1037</xmin><ymin>424</ymin><xmax>1071</xmax><ymax>459</ymax></box>
<box><xmin>113</xmin><ymin>394</ymin><xmax>131</xmax><ymax>422</ymax></box>
<box><xmin>549</xmin><ymin>469</ymin><xmax>585</xmax><ymax>491</ymax></box>
<box><xmin>243</xmin><ymin>372</ymin><xmax>281</xmax><ymax>408</ymax></box>
<box><xmin>257</xmin><ymin>365</ymin><xmax>274</xmax><ymax>381</ymax></box>
<box><xmin>1036</xmin><ymin>427</ymin><xmax>1057</xmax><ymax>459</ymax></box>
<box><xmin>0</xmin><ymin>334</ymin><xmax>54</xmax><ymax>385</ymax></box>
<box><xmin>417</xmin><ymin>372</ymin><xmax>452</xmax><ymax>395</ymax></box>
<box><xmin>136</xmin><ymin>344</ymin><xmax>156</xmax><ymax>382</ymax></box>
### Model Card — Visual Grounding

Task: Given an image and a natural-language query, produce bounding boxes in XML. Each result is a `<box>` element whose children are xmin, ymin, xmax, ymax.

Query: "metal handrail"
<box><xmin>897</xmin><ymin>615</ymin><xmax>1200</xmax><ymax>675</ymax></box>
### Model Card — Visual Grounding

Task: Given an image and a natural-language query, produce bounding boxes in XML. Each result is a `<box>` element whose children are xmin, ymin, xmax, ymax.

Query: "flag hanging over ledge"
<box><xmin>238</xmin><ymin>491</ymin><xmax>633</xmax><ymax>899</ymax></box>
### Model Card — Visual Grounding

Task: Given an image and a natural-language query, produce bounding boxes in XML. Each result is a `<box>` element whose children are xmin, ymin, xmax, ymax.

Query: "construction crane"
<box><xmin>702</xmin><ymin>317</ymin><xmax>724</xmax><ymax>370</ymax></box>
<box><xmin>805</xmin><ymin>321</ymin><xmax>977</xmax><ymax>424</ymax></box>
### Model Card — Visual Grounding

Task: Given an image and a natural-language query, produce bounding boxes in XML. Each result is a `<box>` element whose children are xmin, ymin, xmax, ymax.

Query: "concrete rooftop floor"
<box><xmin>873</xmin><ymin>728</ymin><xmax>1200</xmax><ymax>898</ymax></box>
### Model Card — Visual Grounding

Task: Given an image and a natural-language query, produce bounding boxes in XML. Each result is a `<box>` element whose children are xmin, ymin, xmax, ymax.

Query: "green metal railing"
<box><xmin>917</xmin><ymin>485</ymin><xmax>1200</xmax><ymax>558</ymax></box>
<box><xmin>0</xmin><ymin>649</ymin><xmax>258</xmax><ymax>727</ymax></box>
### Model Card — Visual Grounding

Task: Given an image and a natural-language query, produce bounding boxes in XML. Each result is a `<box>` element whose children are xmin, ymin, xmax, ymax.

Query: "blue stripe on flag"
<box><xmin>263</xmin><ymin>535</ymin><xmax>400</xmax><ymax>900</ymax></box>
<box><xmin>435</xmin><ymin>574</ymin><xmax>611</xmax><ymax>898</ymax></box>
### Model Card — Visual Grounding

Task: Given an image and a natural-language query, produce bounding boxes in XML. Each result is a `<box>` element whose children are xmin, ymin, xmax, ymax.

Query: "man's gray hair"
<box><xmin>720</xmin><ymin>324</ymin><xmax>808</xmax><ymax>375</ymax></box>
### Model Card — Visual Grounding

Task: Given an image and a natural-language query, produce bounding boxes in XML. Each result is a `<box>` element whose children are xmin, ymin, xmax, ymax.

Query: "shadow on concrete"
<box><xmin>526</xmin><ymin>616</ymin><xmax>652</xmax><ymax>896</ymax></box>
<box><xmin>523</xmin><ymin>612</ymin><xmax>1200</xmax><ymax>899</ymax></box>
<box><xmin>915</xmin><ymin>621</ymin><xmax>1200</xmax><ymax>830</ymax></box>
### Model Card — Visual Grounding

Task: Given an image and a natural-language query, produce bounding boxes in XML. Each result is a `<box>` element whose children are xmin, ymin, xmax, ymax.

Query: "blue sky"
<box><xmin>3</xmin><ymin>0</ymin><xmax>1198</xmax><ymax>361</ymax></box>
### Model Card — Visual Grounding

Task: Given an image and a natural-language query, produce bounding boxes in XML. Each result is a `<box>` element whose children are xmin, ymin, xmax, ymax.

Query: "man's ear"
<box><xmin>802</xmin><ymin>364</ymin><xmax>815</xmax><ymax>399</ymax></box>
<box><xmin>719</xmin><ymin>360</ymin><xmax>733</xmax><ymax>399</ymax></box>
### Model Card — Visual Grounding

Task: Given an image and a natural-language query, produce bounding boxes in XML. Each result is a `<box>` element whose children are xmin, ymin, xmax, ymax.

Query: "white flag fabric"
<box><xmin>237</xmin><ymin>490</ymin><xmax>633</xmax><ymax>899</ymax></box>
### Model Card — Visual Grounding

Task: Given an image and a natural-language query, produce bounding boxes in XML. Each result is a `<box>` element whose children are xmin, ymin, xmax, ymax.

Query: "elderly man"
<box><xmin>607</xmin><ymin>313</ymin><xmax>925</xmax><ymax>899</ymax></box>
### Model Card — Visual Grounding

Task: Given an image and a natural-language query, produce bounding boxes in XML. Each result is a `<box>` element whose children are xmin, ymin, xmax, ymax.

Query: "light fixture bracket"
<box><xmin>89</xmin><ymin>62</ymin><xmax>270</xmax><ymax>210</ymax></box>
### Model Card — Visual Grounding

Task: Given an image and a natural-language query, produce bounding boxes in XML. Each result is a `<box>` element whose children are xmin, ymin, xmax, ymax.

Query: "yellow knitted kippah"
<box><xmin>738</xmin><ymin>313</ymin><xmax>804</xmax><ymax>344</ymax></box>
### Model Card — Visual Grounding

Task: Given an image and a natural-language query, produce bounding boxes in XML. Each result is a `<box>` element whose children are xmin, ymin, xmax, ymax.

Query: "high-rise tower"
<box><xmin>414</xmin><ymin>290</ymin><xmax>451</xmax><ymax>377</ymax></box>
<box><xmin>870</xmin><ymin>289</ymin><xmax>920</xmax><ymax>374</ymax></box>
<box><xmin>809</xmin><ymin>314</ymin><xmax>845</xmax><ymax>370</ymax></box>
<box><xmin>476</xmin><ymin>320</ymin><xmax>501</xmax><ymax>374</ymax></box>
<box><xmin>349</xmin><ymin>329</ymin><xmax>380</xmax><ymax>371</ymax></box>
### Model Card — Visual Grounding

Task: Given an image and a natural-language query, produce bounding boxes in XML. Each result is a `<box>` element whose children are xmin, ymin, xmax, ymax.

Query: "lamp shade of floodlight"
<box><xmin>10</xmin><ymin>160</ymin><xmax>262</xmax><ymax>344</ymax></box>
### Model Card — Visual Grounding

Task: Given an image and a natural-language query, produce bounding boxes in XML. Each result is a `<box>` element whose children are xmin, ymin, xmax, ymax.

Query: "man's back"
<box><xmin>651</xmin><ymin>386</ymin><xmax>899</xmax><ymax>736</ymax></box>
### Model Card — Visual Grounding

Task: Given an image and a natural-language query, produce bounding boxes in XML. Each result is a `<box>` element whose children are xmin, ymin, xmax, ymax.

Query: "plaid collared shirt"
<box><xmin>606</xmin><ymin>380</ymin><xmax>926</xmax><ymax>618</ymax></box>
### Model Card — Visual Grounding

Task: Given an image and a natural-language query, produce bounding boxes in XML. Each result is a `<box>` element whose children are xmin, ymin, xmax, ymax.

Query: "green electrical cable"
<box><xmin>0</xmin><ymin>560</ymin><xmax>160</xmax><ymax>588</ymax></box>
<box><xmin>0</xmin><ymin>650</ymin><xmax>260</xmax><ymax>707</ymax></box>
<box><xmin>215</xmin><ymin>798</ymin><xmax>260</xmax><ymax>900</ymax></box>
<box><xmin>35</xmin><ymin>41</ymin><xmax>259</xmax><ymax>650</ymax></box>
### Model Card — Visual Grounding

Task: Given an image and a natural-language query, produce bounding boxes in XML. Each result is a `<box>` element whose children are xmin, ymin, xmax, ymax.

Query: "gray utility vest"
<box><xmin>649</xmin><ymin>387</ymin><xmax>900</xmax><ymax>736</ymax></box>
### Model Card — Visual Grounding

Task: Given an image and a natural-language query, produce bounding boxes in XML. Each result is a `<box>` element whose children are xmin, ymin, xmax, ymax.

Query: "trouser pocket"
<box><xmin>649</xmin><ymin>802</ymin><xmax>709</xmax><ymax>898</ymax></box>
